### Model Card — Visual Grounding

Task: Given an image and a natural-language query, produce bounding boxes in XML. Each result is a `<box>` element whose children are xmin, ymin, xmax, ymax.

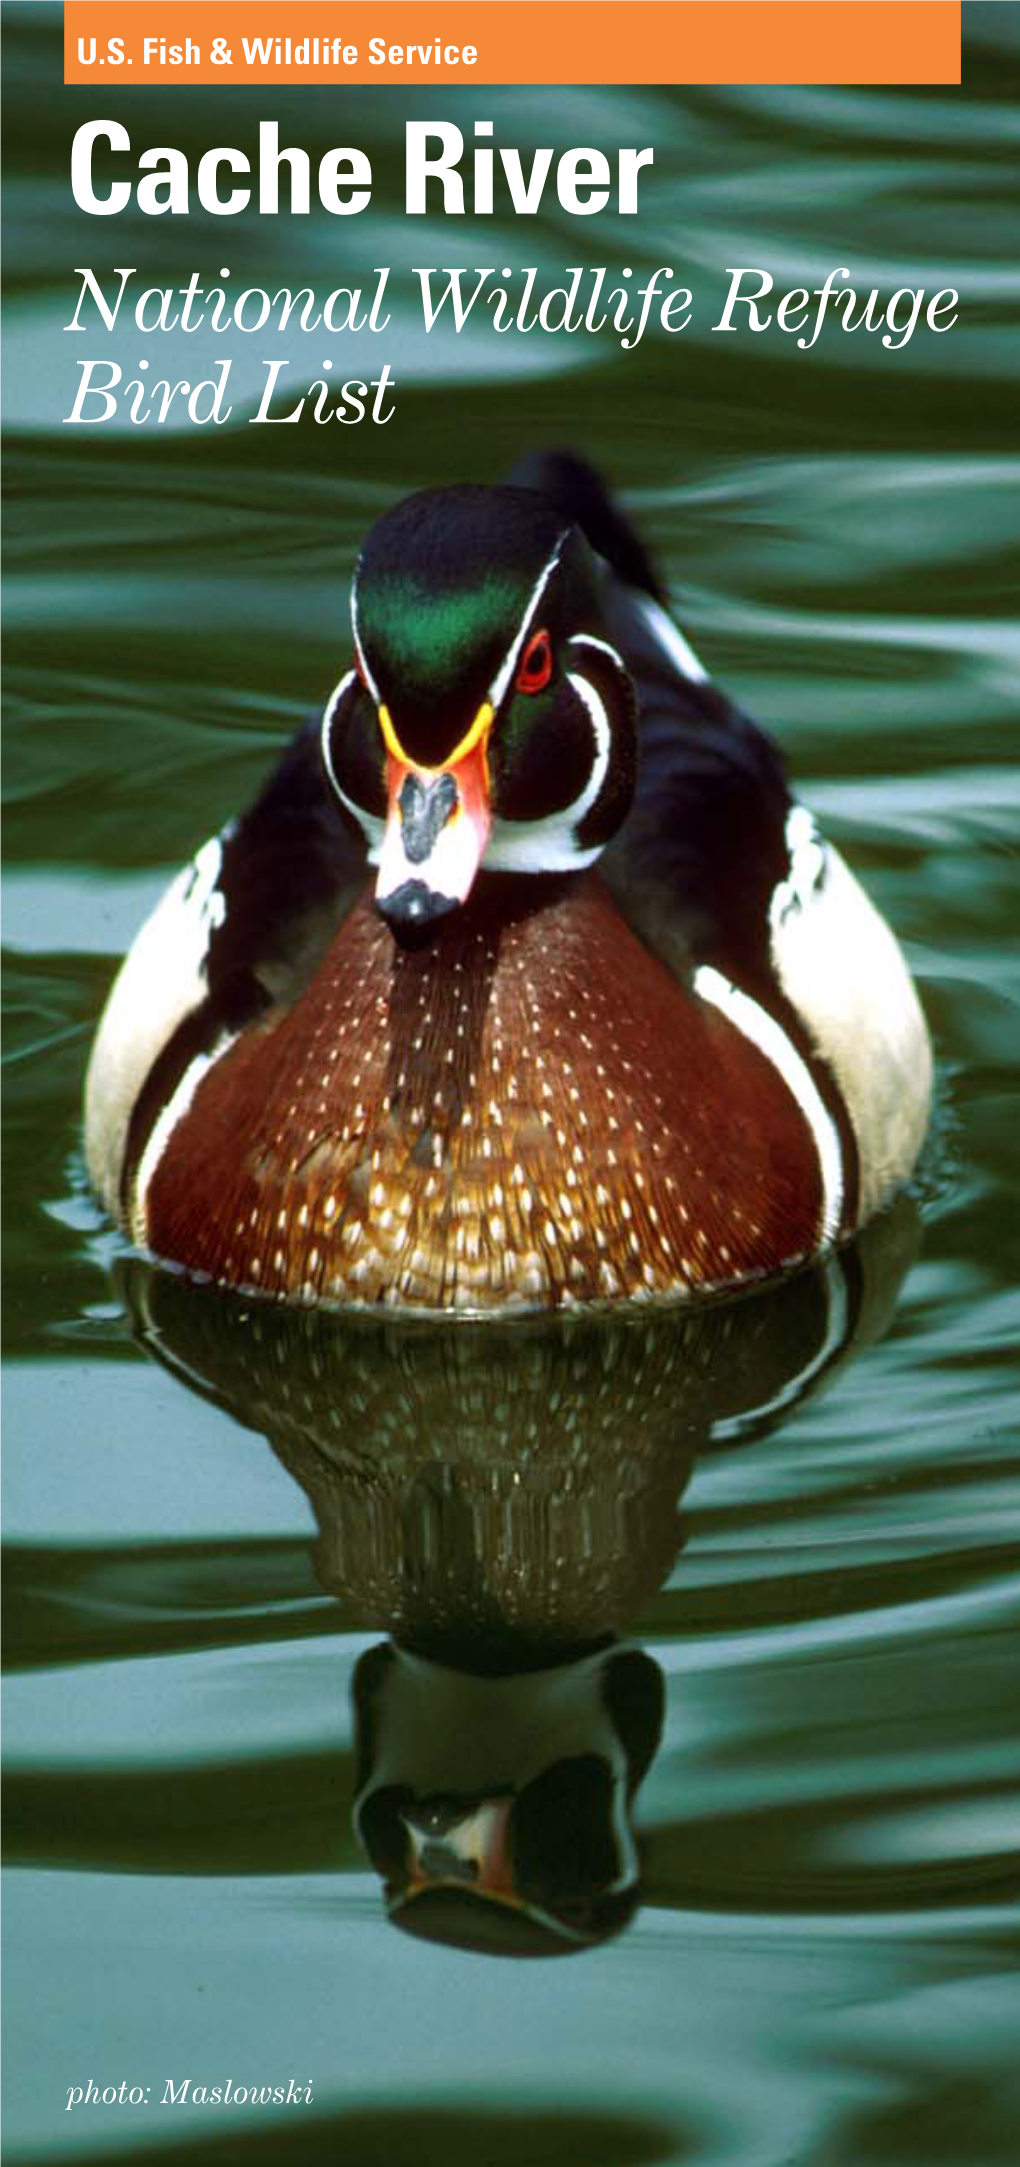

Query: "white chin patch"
<box><xmin>376</xmin><ymin>808</ymin><xmax>486</xmax><ymax>909</ymax></box>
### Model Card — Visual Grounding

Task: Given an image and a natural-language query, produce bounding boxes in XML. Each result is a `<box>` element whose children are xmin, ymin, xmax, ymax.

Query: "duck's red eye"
<box><xmin>354</xmin><ymin>652</ymin><xmax>367</xmax><ymax>688</ymax></box>
<box><xmin>516</xmin><ymin>628</ymin><xmax>553</xmax><ymax>696</ymax></box>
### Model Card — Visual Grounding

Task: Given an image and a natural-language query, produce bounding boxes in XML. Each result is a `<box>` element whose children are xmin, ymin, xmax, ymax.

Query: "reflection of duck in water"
<box><xmin>123</xmin><ymin>1200</ymin><xmax>918</xmax><ymax>1953</ymax></box>
<box><xmin>124</xmin><ymin>1204</ymin><xmax>916</xmax><ymax>1660</ymax></box>
<box><xmin>353</xmin><ymin>1643</ymin><xmax>663</xmax><ymax>1956</ymax></box>
<box><xmin>88</xmin><ymin>454</ymin><xmax>931</xmax><ymax>1314</ymax></box>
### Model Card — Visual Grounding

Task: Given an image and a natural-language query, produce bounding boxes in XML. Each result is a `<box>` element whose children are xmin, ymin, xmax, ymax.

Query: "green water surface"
<box><xmin>3</xmin><ymin>5</ymin><xmax>1019</xmax><ymax>2164</ymax></box>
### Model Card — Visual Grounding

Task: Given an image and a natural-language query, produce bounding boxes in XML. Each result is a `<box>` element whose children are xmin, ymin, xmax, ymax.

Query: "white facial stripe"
<box><xmin>350</xmin><ymin>569</ymin><xmax>381</xmax><ymax>704</ymax></box>
<box><xmin>637</xmin><ymin>594</ymin><xmax>708</xmax><ymax>685</ymax></box>
<box><xmin>563</xmin><ymin>671</ymin><xmax>612</xmax><ymax>825</ymax></box>
<box><xmin>130</xmin><ymin>1030</ymin><xmax>239</xmax><ymax>1246</ymax></box>
<box><xmin>321</xmin><ymin>668</ymin><xmax>386</xmax><ymax>859</ymax></box>
<box><xmin>570</xmin><ymin>631</ymin><xmax>626</xmax><ymax>671</ymax></box>
<box><xmin>484</xmin><ymin>670</ymin><xmax>611</xmax><ymax>876</ymax></box>
<box><xmin>321</xmin><ymin>666</ymin><xmax>357</xmax><ymax>759</ymax></box>
<box><xmin>487</xmin><ymin>532</ymin><xmax>570</xmax><ymax>713</ymax></box>
<box><xmin>694</xmin><ymin>963</ymin><xmax>844</xmax><ymax>1244</ymax></box>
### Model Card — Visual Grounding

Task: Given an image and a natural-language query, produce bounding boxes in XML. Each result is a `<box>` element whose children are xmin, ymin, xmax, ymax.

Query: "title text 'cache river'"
<box><xmin>71</xmin><ymin>120</ymin><xmax>655</xmax><ymax>217</ymax></box>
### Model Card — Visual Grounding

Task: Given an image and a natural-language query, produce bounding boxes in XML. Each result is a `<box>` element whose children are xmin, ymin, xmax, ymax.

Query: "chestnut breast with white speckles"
<box><xmin>140</xmin><ymin>878</ymin><xmax>823</xmax><ymax>1313</ymax></box>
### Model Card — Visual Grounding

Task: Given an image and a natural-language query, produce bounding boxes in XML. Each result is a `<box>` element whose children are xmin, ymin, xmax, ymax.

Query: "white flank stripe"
<box><xmin>84</xmin><ymin>832</ymin><xmax>233</xmax><ymax>1218</ymax></box>
<box><xmin>130</xmin><ymin>1032</ymin><xmax>239</xmax><ymax>1247</ymax></box>
<box><xmin>638</xmin><ymin>594</ymin><xmax>708</xmax><ymax>684</ymax></box>
<box><xmin>694</xmin><ymin>963</ymin><xmax>844</xmax><ymax>1243</ymax></box>
<box><xmin>321</xmin><ymin>668</ymin><xmax>386</xmax><ymax>859</ymax></box>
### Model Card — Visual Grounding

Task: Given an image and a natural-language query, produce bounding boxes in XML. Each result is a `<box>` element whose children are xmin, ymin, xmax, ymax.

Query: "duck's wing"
<box><xmin>84</xmin><ymin>716</ymin><xmax>368</xmax><ymax>1222</ymax></box>
<box><xmin>599</xmin><ymin>583</ymin><xmax>793</xmax><ymax>1000</ymax></box>
<box><xmin>206</xmin><ymin>715</ymin><xmax>368</xmax><ymax>1015</ymax></box>
<box><xmin>509</xmin><ymin>451</ymin><xmax>792</xmax><ymax>999</ymax></box>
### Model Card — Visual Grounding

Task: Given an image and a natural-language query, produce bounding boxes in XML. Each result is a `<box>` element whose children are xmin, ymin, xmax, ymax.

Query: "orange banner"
<box><xmin>65</xmin><ymin>2</ymin><xmax>962</xmax><ymax>88</ymax></box>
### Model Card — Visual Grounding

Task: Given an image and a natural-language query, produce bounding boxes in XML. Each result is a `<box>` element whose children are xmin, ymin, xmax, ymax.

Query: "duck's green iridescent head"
<box><xmin>321</xmin><ymin>485</ymin><xmax>637</xmax><ymax>939</ymax></box>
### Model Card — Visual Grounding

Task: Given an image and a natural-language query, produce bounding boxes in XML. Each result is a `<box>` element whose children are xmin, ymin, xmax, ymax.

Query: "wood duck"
<box><xmin>85</xmin><ymin>453</ymin><xmax>932</xmax><ymax>1315</ymax></box>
